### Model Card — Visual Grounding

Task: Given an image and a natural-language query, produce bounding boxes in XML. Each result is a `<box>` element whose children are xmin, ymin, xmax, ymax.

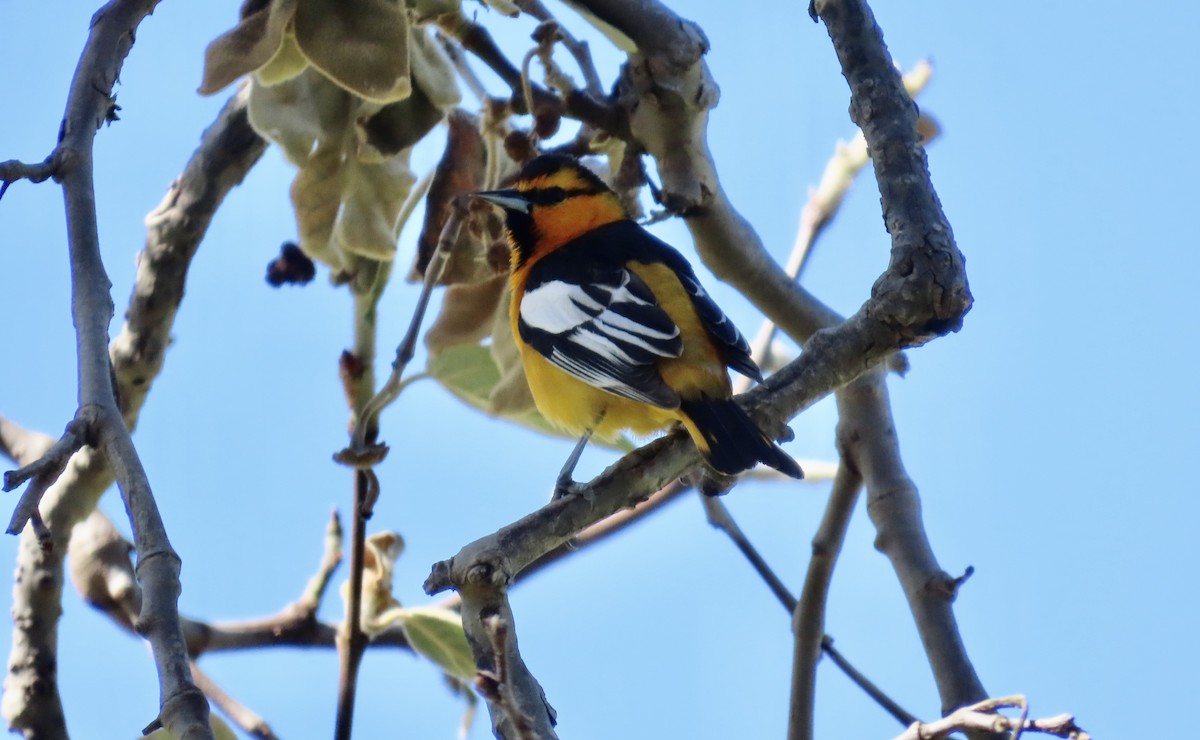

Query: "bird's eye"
<box><xmin>541</xmin><ymin>187</ymin><xmax>567</xmax><ymax>205</ymax></box>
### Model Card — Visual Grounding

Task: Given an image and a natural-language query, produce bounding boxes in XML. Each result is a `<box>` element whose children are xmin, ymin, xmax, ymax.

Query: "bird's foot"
<box><xmin>551</xmin><ymin>475</ymin><xmax>583</xmax><ymax>502</ymax></box>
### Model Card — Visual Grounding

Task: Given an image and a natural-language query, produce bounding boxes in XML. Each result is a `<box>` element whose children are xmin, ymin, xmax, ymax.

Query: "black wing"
<box><xmin>518</xmin><ymin>261</ymin><xmax>683</xmax><ymax>408</ymax></box>
<box><xmin>559</xmin><ymin>221</ymin><xmax>762</xmax><ymax>382</ymax></box>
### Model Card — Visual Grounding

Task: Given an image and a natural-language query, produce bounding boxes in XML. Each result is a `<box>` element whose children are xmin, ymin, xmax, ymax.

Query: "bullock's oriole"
<box><xmin>475</xmin><ymin>154</ymin><xmax>802</xmax><ymax>493</ymax></box>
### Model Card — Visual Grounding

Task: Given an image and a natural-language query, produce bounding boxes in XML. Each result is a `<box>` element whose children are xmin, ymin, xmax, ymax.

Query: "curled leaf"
<box><xmin>294</xmin><ymin>0</ymin><xmax>412</xmax><ymax>103</ymax></box>
<box><xmin>409</xmin><ymin>26</ymin><xmax>462</xmax><ymax>110</ymax></box>
<box><xmin>334</xmin><ymin>153</ymin><xmax>417</xmax><ymax>261</ymax></box>
<box><xmin>290</xmin><ymin>141</ymin><xmax>350</xmax><ymax>269</ymax></box>
<box><xmin>341</xmin><ymin>531</ymin><xmax>406</xmax><ymax>636</ymax></box>
<box><xmin>411</xmin><ymin>110</ymin><xmax>488</xmax><ymax>282</ymax></box>
<box><xmin>199</xmin><ymin>0</ymin><xmax>298</xmax><ymax>95</ymax></box>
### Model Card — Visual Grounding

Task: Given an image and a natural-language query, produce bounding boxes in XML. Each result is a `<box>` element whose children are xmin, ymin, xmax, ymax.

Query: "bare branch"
<box><xmin>0</xmin><ymin>1</ymin><xmax>221</xmax><ymax>734</ymax></box>
<box><xmin>893</xmin><ymin>696</ymin><xmax>1090</xmax><ymax>740</ymax></box>
<box><xmin>344</xmin><ymin>197</ymin><xmax>468</xmax><ymax>454</ymax></box>
<box><xmin>0</xmin><ymin>153</ymin><xmax>60</xmax><ymax>201</ymax></box>
<box><xmin>4</xmin><ymin>415</ymin><xmax>89</xmax><ymax>537</ymax></box>
<box><xmin>788</xmin><ymin>462</ymin><xmax>863</xmax><ymax>740</ymax></box>
<box><xmin>702</xmin><ymin>496</ymin><xmax>797</xmax><ymax>612</ymax></box>
<box><xmin>335</xmin><ymin>473</ymin><xmax>371</xmax><ymax>740</ymax></box>
<box><xmin>460</xmin><ymin>594</ymin><xmax>556</xmax><ymax>739</ymax></box>
<box><xmin>3</xmin><ymin>84</ymin><xmax>264</xmax><ymax>736</ymax></box>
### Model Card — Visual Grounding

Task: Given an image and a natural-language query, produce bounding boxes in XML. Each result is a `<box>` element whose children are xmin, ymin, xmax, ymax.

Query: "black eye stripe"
<box><xmin>524</xmin><ymin>185</ymin><xmax>604</xmax><ymax>205</ymax></box>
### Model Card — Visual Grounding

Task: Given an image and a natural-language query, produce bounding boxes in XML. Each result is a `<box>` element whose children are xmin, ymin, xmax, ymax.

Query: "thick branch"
<box><xmin>813</xmin><ymin>0</ymin><xmax>970</xmax><ymax>341</ymax></box>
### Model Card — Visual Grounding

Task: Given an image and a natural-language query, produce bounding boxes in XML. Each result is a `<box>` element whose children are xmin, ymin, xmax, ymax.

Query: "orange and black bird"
<box><xmin>475</xmin><ymin>154</ymin><xmax>802</xmax><ymax>493</ymax></box>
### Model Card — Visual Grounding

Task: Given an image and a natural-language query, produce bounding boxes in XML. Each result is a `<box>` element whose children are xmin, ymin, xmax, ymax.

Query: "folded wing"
<box><xmin>518</xmin><ymin>267</ymin><xmax>683</xmax><ymax>408</ymax></box>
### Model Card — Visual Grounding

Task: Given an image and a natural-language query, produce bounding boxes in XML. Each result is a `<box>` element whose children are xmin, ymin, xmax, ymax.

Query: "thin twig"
<box><xmin>436</xmin><ymin>12</ymin><xmax>622</xmax><ymax>133</ymax></box>
<box><xmin>4</xmin><ymin>414</ymin><xmax>89</xmax><ymax>537</ymax></box>
<box><xmin>0</xmin><ymin>1</ymin><xmax>211</xmax><ymax>735</ymax></box>
<box><xmin>513</xmin><ymin>0</ymin><xmax>605</xmax><ymax>97</ymax></box>
<box><xmin>701</xmin><ymin>496</ymin><xmax>797</xmax><ymax>612</ymax></box>
<box><xmin>892</xmin><ymin>696</ymin><xmax>1089</xmax><ymax>740</ymax></box>
<box><xmin>820</xmin><ymin>637</ymin><xmax>917</xmax><ymax>727</ymax></box>
<box><xmin>701</xmin><ymin>490</ymin><xmax>917</xmax><ymax>730</ymax></box>
<box><xmin>296</xmin><ymin>510</ymin><xmax>344</xmax><ymax>614</ymax></box>
<box><xmin>191</xmin><ymin>663</ymin><xmax>278</xmax><ymax>739</ymax></box>
<box><xmin>346</xmin><ymin>197</ymin><xmax>467</xmax><ymax>453</ymax></box>
<box><xmin>788</xmin><ymin>461</ymin><xmax>864</xmax><ymax>739</ymax></box>
<box><xmin>334</xmin><ymin>473</ymin><xmax>370</xmax><ymax>740</ymax></box>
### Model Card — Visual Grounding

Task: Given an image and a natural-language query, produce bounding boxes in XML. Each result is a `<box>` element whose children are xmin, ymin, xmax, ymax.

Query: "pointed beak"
<box><xmin>472</xmin><ymin>189</ymin><xmax>532</xmax><ymax>214</ymax></box>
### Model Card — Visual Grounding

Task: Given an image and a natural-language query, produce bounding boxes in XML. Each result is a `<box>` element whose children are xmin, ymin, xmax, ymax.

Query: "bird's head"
<box><xmin>474</xmin><ymin>154</ymin><xmax>628</xmax><ymax>266</ymax></box>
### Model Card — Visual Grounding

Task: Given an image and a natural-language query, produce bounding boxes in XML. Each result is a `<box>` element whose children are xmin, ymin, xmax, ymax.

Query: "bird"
<box><xmin>474</xmin><ymin>154</ymin><xmax>802</xmax><ymax>495</ymax></box>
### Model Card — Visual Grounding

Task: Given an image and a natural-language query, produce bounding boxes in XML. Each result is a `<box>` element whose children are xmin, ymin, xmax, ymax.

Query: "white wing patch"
<box><xmin>518</xmin><ymin>272</ymin><xmax>684</xmax><ymax>407</ymax></box>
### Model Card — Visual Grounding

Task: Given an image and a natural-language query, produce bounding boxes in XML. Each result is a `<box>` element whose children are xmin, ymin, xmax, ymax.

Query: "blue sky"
<box><xmin>2</xmin><ymin>1</ymin><xmax>1196</xmax><ymax>738</ymax></box>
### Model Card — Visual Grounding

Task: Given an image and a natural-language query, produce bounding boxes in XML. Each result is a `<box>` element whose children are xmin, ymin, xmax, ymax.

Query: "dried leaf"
<box><xmin>427</xmin><ymin>343</ymin><xmax>560</xmax><ymax>438</ymax></box>
<box><xmin>424</xmin><ymin>276</ymin><xmax>506</xmax><ymax>352</ymax></box>
<box><xmin>356</xmin><ymin>86</ymin><xmax>445</xmax><ymax>162</ymax></box>
<box><xmin>411</xmin><ymin>110</ymin><xmax>488</xmax><ymax>281</ymax></box>
<box><xmin>293</xmin><ymin>0</ymin><xmax>412</xmax><ymax>103</ymax></box>
<box><xmin>199</xmin><ymin>0</ymin><xmax>297</xmax><ymax>95</ymax></box>
<box><xmin>341</xmin><ymin>531</ymin><xmax>406</xmax><ymax>636</ymax></box>
<box><xmin>427</xmin><ymin>326</ymin><xmax>633</xmax><ymax>448</ymax></box>
<box><xmin>334</xmin><ymin>153</ymin><xmax>416</xmax><ymax>261</ymax></box>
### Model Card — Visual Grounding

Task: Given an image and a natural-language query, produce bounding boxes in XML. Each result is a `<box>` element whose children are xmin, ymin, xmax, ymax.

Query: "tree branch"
<box><xmin>788</xmin><ymin>461</ymin><xmax>863</xmax><ymax>739</ymax></box>
<box><xmin>3</xmin><ymin>81</ymin><xmax>264</xmax><ymax>736</ymax></box>
<box><xmin>0</xmin><ymin>419</ymin><xmax>55</xmax><ymax>468</ymax></box>
<box><xmin>892</xmin><ymin>696</ymin><xmax>1090</xmax><ymax>740</ymax></box>
<box><xmin>0</xmin><ymin>2</ymin><xmax>219</xmax><ymax>735</ymax></box>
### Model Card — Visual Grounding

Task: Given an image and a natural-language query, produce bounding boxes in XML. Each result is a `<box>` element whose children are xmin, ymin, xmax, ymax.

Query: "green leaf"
<box><xmin>393</xmin><ymin>606</ymin><xmax>477</xmax><ymax>682</ymax></box>
<box><xmin>427</xmin><ymin>342</ymin><xmax>633</xmax><ymax>450</ymax></box>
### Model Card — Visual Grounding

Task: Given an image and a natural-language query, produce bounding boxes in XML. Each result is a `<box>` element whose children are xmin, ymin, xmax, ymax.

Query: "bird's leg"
<box><xmin>552</xmin><ymin>411</ymin><xmax>605</xmax><ymax>501</ymax></box>
<box><xmin>552</xmin><ymin>428</ymin><xmax>594</xmax><ymax>501</ymax></box>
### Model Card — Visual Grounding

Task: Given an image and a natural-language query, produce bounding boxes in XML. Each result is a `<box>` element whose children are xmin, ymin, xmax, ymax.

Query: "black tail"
<box><xmin>678</xmin><ymin>397</ymin><xmax>803</xmax><ymax>480</ymax></box>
